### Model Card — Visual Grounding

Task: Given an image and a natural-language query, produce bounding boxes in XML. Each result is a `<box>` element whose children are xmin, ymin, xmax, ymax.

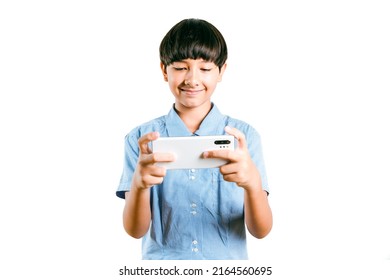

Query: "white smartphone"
<box><xmin>152</xmin><ymin>135</ymin><xmax>235</xmax><ymax>169</ymax></box>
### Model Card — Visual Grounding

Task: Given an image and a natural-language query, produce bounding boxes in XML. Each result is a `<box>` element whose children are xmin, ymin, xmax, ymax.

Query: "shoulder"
<box><xmin>225</xmin><ymin>115</ymin><xmax>260</xmax><ymax>138</ymax></box>
<box><xmin>125</xmin><ymin>115</ymin><xmax>167</xmax><ymax>141</ymax></box>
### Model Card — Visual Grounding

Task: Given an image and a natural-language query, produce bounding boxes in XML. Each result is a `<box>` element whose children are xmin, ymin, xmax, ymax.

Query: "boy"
<box><xmin>116</xmin><ymin>18</ymin><xmax>272</xmax><ymax>260</ymax></box>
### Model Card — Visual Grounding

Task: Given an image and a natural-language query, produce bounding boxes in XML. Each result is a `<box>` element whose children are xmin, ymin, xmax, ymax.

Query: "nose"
<box><xmin>184</xmin><ymin>69</ymin><xmax>199</xmax><ymax>87</ymax></box>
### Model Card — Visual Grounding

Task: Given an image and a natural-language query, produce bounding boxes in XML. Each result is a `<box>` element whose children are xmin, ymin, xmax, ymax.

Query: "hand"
<box><xmin>203</xmin><ymin>126</ymin><xmax>262</xmax><ymax>191</ymax></box>
<box><xmin>132</xmin><ymin>132</ymin><xmax>175</xmax><ymax>190</ymax></box>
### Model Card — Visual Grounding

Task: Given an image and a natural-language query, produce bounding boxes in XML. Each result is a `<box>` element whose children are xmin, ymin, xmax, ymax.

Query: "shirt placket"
<box><xmin>188</xmin><ymin>168</ymin><xmax>202</xmax><ymax>257</ymax></box>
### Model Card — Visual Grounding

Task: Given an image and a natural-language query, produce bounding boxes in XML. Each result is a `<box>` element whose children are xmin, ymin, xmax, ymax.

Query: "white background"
<box><xmin>1</xmin><ymin>1</ymin><xmax>389</xmax><ymax>279</ymax></box>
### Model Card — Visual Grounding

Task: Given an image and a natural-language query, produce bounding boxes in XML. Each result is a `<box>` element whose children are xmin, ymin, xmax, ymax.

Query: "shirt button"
<box><xmin>190</xmin><ymin>210</ymin><xmax>197</xmax><ymax>215</ymax></box>
<box><xmin>190</xmin><ymin>203</ymin><xmax>197</xmax><ymax>208</ymax></box>
<box><xmin>191</xmin><ymin>169</ymin><xmax>196</xmax><ymax>173</ymax></box>
<box><xmin>192</xmin><ymin>248</ymin><xmax>199</xmax><ymax>252</ymax></box>
<box><xmin>189</xmin><ymin>175</ymin><xmax>195</xmax><ymax>180</ymax></box>
<box><xmin>192</xmin><ymin>240</ymin><xmax>198</xmax><ymax>245</ymax></box>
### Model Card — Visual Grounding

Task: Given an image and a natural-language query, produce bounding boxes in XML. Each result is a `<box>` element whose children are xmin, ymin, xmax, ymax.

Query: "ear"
<box><xmin>217</xmin><ymin>63</ymin><xmax>227</xmax><ymax>82</ymax></box>
<box><xmin>160</xmin><ymin>62</ymin><xmax>168</xmax><ymax>82</ymax></box>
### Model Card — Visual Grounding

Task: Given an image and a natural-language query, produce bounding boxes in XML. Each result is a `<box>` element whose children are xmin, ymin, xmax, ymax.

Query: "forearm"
<box><xmin>123</xmin><ymin>186</ymin><xmax>151</xmax><ymax>238</ymax></box>
<box><xmin>244</xmin><ymin>187</ymin><xmax>273</xmax><ymax>239</ymax></box>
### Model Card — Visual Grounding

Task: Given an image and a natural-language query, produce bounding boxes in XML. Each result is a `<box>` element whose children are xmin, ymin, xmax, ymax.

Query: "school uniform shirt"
<box><xmin>116</xmin><ymin>104</ymin><xmax>269</xmax><ymax>260</ymax></box>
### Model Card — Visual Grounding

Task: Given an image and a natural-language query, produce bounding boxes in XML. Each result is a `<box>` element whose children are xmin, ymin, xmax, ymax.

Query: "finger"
<box><xmin>221</xmin><ymin>173</ymin><xmax>239</xmax><ymax>183</ymax></box>
<box><xmin>140</xmin><ymin>152</ymin><xmax>176</xmax><ymax>165</ymax></box>
<box><xmin>143</xmin><ymin>173</ymin><xmax>165</xmax><ymax>185</ymax></box>
<box><xmin>225</xmin><ymin>126</ymin><xmax>247</xmax><ymax>150</ymax></box>
<box><xmin>203</xmin><ymin>149</ymin><xmax>238</xmax><ymax>161</ymax></box>
<box><xmin>151</xmin><ymin>152</ymin><xmax>176</xmax><ymax>163</ymax></box>
<box><xmin>219</xmin><ymin>162</ymin><xmax>239</xmax><ymax>174</ymax></box>
<box><xmin>148</xmin><ymin>165</ymin><xmax>168</xmax><ymax>178</ymax></box>
<box><xmin>138</xmin><ymin>132</ymin><xmax>160</xmax><ymax>154</ymax></box>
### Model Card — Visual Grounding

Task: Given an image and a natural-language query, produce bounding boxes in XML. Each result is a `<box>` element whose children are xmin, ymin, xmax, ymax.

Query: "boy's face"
<box><xmin>161</xmin><ymin>59</ymin><xmax>226</xmax><ymax>111</ymax></box>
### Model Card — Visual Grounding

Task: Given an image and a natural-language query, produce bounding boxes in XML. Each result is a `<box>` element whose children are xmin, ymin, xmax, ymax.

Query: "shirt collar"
<box><xmin>166</xmin><ymin>103</ymin><xmax>226</xmax><ymax>137</ymax></box>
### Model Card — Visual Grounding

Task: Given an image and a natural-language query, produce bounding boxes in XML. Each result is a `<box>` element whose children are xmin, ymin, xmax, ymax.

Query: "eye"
<box><xmin>173</xmin><ymin>67</ymin><xmax>187</xmax><ymax>71</ymax></box>
<box><xmin>201</xmin><ymin>68</ymin><xmax>212</xmax><ymax>72</ymax></box>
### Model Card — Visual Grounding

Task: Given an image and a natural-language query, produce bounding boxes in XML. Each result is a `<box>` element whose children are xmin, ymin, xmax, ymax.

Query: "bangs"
<box><xmin>160</xmin><ymin>19</ymin><xmax>227</xmax><ymax>68</ymax></box>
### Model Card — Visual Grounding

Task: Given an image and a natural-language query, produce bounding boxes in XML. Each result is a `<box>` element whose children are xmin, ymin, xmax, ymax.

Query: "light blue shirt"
<box><xmin>117</xmin><ymin>104</ymin><xmax>268</xmax><ymax>260</ymax></box>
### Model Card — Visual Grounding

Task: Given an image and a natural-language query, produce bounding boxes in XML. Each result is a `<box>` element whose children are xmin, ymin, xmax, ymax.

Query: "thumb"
<box><xmin>225</xmin><ymin>126</ymin><xmax>247</xmax><ymax>151</ymax></box>
<box><xmin>138</xmin><ymin>131</ymin><xmax>159</xmax><ymax>154</ymax></box>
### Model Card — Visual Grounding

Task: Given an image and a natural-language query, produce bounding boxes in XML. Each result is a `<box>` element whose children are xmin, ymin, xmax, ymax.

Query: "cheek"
<box><xmin>204</xmin><ymin>77</ymin><xmax>219</xmax><ymax>90</ymax></box>
<box><xmin>168</xmin><ymin>75</ymin><xmax>183</xmax><ymax>85</ymax></box>
<box><xmin>168</xmin><ymin>79</ymin><xmax>181</xmax><ymax>95</ymax></box>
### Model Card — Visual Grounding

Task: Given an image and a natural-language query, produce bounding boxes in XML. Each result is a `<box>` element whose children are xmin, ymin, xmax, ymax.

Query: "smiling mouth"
<box><xmin>180</xmin><ymin>88</ymin><xmax>204</xmax><ymax>95</ymax></box>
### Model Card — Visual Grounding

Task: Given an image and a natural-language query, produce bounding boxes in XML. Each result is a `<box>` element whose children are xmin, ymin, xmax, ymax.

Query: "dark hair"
<box><xmin>159</xmin><ymin>18</ymin><xmax>228</xmax><ymax>70</ymax></box>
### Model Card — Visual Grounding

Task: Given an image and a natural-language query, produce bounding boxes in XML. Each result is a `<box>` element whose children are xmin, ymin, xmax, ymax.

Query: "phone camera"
<box><xmin>214</xmin><ymin>140</ymin><xmax>231</xmax><ymax>145</ymax></box>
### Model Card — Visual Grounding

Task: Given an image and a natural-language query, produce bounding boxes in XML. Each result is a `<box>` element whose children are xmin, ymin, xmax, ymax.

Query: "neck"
<box><xmin>174</xmin><ymin>102</ymin><xmax>212</xmax><ymax>134</ymax></box>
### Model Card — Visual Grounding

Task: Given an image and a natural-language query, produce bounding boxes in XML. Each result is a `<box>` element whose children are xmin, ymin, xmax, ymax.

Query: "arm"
<box><xmin>203</xmin><ymin>126</ymin><xmax>273</xmax><ymax>238</ymax></box>
<box><xmin>123</xmin><ymin>132</ymin><xmax>174</xmax><ymax>238</ymax></box>
<box><xmin>244</xmin><ymin>185</ymin><xmax>273</xmax><ymax>239</ymax></box>
<box><xmin>123</xmin><ymin>187</ymin><xmax>151</xmax><ymax>239</ymax></box>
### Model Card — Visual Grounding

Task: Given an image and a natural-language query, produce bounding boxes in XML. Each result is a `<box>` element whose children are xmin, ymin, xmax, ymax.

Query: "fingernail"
<box><xmin>203</xmin><ymin>151</ymin><xmax>209</xmax><ymax>158</ymax></box>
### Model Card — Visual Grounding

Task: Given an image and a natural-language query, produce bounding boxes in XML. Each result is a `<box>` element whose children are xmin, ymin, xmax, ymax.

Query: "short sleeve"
<box><xmin>116</xmin><ymin>133</ymin><xmax>140</xmax><ymax>199</ymax></box>
<box><xmin>226</xmin><ymin>118</ymin><xmax>269</xmax><ymax>194</ymax></box>
<box><xmin>247</xmin><ymin>128</ymin><xmax>269</xmax><ymax>194</ymax></box>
